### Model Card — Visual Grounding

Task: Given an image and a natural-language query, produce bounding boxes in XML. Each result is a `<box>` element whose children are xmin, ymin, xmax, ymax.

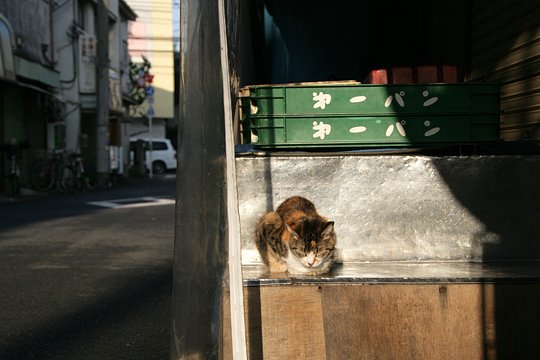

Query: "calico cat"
<box><xmin>255</xmin><ymin>196</ymin><xmax>336</xmax><ymax>275</ymax></box>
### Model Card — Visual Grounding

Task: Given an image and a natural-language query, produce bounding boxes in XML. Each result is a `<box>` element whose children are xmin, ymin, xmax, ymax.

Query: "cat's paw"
<box><xmin>268</xmin><ymin>259</ymin><xmax>288</xmax><ymax>273</ymax></box>
<box><xmin>288</xmin><ymin>268</ymin><xmax>331</xmax><ymax>276</ymax></box>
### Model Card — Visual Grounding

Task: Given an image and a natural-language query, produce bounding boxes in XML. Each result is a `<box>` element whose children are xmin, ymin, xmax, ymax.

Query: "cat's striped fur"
<box><xmin>255</xmin><ymin>196</ymin><xmax>336</xmax><ymax>275</ymax></box>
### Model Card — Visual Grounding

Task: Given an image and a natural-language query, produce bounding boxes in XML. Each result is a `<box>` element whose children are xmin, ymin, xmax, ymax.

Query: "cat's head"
<box><xmin>286</xmin><ymin>218</ymin><xmax>336</xmax><ymax>272</ymax></box>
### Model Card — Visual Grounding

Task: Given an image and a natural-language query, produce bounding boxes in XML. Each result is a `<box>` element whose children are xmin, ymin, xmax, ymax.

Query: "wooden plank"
<box><xmin>223</xmin><ymin>286</ymin><xmax>326</xmax><ymax>360</ymax></box>
<box><xmin>259</xmin><ymin>286</ymin><xmax>326</xmax><ymax>360</ymax></box>
<box><xmin>488</xmin><ymin>284</ymin><xmax>540</xmax><ymax>359</ymax></box>
<box><xmin>223</xmin><ymin>283</ymin><xmax>540</xmax><ymax>359</ymax></box>
<box><xmin>321</xmin><ymin>284</ymin><xmax>488</xmax><ymax>360</ymax></box>
<box><xmin>222</xmin><ymin>287</ymin><xmax>264</xmax><ymax>360</ymax></box>
<box><xmin>221</xmin><ymin>290</ymin><xmax>232</xmax><ymax>359</ymax></box>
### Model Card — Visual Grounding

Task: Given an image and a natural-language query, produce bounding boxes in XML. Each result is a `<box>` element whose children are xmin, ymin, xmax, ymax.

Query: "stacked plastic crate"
<box><xmin>240</xmin><ymin>71</ymin><xmax>500</xmax><ymax>149</ymax></box>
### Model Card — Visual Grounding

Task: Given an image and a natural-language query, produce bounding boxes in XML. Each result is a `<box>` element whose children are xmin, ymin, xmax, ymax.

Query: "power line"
<box><xmin>129</xmin><ymin>36</ymin><xmax>179</xmax><ymax>40</ymax></box>
<box><xmin>129</xmin><ymin>49</ymin><xmax>175</xmax><ymax>54</ymax></box>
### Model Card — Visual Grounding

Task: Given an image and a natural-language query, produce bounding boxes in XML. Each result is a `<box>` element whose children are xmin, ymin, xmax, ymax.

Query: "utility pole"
<box><xmin>146</xmin><ymin>81</ymin><xmax>155</xmax><ymax>179</ymax></box>
<box><xmin>96</xmin><ymin>0</ymin><xmax>109</xmax><ymax>187</ymax></box>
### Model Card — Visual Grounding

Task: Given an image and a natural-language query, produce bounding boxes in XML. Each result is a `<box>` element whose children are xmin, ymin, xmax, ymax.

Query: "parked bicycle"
<box><xmin>59</xmin><ymin>152</ymin><xmax>89</xmax><ymax>192</ymax></box>
<box><xmin>30</xmin><ymin>150</ymin><xmax>66</xmax><ymax>192</ymax></box>
<box><xmin>1</xmin><ymin>139</ymin><xmax>30</xmax><ymax>196</ymax></box>
<box><xmin>31</xmin><ymin>150</ymin><xmax>92</xmax><ymax>193</ymax></box>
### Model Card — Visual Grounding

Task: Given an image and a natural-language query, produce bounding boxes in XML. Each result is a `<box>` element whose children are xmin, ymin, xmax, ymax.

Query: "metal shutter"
<box><xmin>469</xmin><ymin>0</ymin><xmax>540</xmax><ymax>141</ymax></box>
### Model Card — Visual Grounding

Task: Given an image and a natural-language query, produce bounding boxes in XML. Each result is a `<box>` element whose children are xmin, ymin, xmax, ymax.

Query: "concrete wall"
<box><xmin>237</xmin><ymin>155</ymin><xmax>540</xmax><ymax>263</ymax></box>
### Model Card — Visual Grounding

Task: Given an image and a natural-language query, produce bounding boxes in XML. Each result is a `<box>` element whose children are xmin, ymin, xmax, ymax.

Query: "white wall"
<box><xmin>129</xmin><ymin>118</ymin><xmax>166</xmax><ymax>139</ymax></box>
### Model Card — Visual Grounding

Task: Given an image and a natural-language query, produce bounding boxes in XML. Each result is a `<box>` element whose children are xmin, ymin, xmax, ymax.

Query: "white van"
<box><xmin>130</xmin><ymin>137</ymin><xmax>177</xmax><ymax>174</ymax></box>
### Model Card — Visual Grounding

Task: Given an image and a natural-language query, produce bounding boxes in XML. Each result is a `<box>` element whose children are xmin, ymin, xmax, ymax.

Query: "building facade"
<box><xmin>0</xmin><ymin>0</ymin><xmax>137</xmax><ymax>194</ymax></box>
<box><xmin>0</xmin><ymin>1</ymin><xmax>62</xmax><ymax>192</ymax></box>
<box><xmin>125</xmin><ymin>0</ymin><xmax>175</xmax><ymax>143</ymax></box>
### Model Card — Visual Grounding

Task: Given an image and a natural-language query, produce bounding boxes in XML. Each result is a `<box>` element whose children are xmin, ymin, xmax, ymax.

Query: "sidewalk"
<box><xmin>0</xmin><ymin>173</ymin><xmax>175</xmax><ymax>359</ymax></box>
<box><xmin>0</xmin><ymin>187</ymin><xmax>47</xmax><ymax>204</ymax></box>
<box><xmin>0</xmin><ymin>173</ymin><xmax>176</xmax><ymax>204</ymax></box>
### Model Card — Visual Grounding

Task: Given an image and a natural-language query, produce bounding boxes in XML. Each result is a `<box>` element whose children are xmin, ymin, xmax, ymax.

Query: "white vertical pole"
<box><xmin>218</xmin><ymin>0</ymin><xmax>247</xmax><ymax>358</ymax></box>
<box><xmin>96</xmin><ymin>0</ymin><xmax>110</xmax><ymax>187</ymax></box>
<box><xmin>148</xmin><ymin>115</ymin><xmax>153</xmax><ymax>178</ymax></box>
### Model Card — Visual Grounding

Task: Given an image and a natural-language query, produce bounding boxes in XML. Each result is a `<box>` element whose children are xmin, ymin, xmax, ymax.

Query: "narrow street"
<box><xmin>0</xmin><ymin>175</ymin><xmax>176</xmax><ymax>359</ymax></box>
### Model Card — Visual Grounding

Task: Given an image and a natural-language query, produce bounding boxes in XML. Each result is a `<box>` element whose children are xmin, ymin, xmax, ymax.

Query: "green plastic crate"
<box><xmin>240</xmin><ymin>83</ymin><xmax>500</xmax><ymax>148</ymax></box>
<box><xmin>251</xmin><ymin>114</ymin><xmax>499</xmax><ymax>148</ymax></box>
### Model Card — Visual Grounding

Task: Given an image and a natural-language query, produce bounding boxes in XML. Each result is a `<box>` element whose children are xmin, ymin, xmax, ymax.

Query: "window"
<box><xmin>151</xmin><ymin>141</ymin><xmax>167</xmax><ymax>150</ymax></box>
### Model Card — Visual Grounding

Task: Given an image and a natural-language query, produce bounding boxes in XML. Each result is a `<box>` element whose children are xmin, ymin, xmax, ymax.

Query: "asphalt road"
<box><xmin>0</xmin><ymin>175</ymin><xmax>176</xmax><ymax>359</ymax></box>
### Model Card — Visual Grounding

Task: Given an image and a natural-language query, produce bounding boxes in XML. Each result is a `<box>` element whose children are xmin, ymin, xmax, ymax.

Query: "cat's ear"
<box><xmin>322</xmin><ymin>221</ymin><xmax>335</xmax><ymax>235</ymax></box>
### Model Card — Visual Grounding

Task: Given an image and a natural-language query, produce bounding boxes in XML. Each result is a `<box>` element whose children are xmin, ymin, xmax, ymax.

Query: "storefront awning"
<box><xmin>14</xmin><ymin>55</ymin><xmax>60</xmax><ymax>89</ymax></box>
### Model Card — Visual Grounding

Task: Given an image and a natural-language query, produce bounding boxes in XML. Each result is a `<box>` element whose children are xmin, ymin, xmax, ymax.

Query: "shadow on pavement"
<box><xmin>0</xmin><ymin>265</ymin><xmax>173</xmax><ymax>360</ymax></box>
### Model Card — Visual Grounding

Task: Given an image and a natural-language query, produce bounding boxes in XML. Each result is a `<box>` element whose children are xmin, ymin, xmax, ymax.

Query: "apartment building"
<box><xmin>124</xmin><ymin>0</ymin><xmax>175</xmax><ymax>142</ymax></box>
<box><xmin>0</xmin><ymin>0</ymin><xmax>138</xmax><ymax>193</ymax></box>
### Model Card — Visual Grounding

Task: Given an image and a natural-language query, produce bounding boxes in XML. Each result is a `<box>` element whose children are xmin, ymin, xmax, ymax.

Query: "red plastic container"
<box><xmin>363</xmin><ymin>69</ymin><xmax>388</xmax><ymax>84</ymax></box>
<box><xmin>439</xmin><ymin>65</ymin><xmax>458</xmax><ymax>83</ymax></box>
<box><xmin>390</xmin><ymin>67</ymin><xmax>414</xmax><ymax>84</ymax></box>
<box><xmin>416</xmin><ymin>66</ymin><xmax>439</xmax><ymax>83</ymax></box>
<box><xmin>364</xmin><ymin>65</ymin><xmax>458</xmax><ymax>84</ymax></box>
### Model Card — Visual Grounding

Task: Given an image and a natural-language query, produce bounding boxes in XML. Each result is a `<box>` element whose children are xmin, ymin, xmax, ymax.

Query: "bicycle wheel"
<box><xmin>59</xmin><ymin>164</ymin><xmax>76</xmax><ymax>192</ymax></box>
<box><xmin>30</xmin><ymin>159</ymin><xmax>54</xmax><ymax>191</ymax></box>
<box><xmin>73</xmin><ymin>163</ymin><xmax>85</xmax><ymax>191</ymax></box>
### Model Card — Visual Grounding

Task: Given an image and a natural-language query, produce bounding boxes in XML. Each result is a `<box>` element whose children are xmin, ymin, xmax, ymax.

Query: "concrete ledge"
<box><xmin>237</xmin><ymin>155</ymin><xmax>540</xmax><ymax>263</ymax></box>
<box><xmin>241</xmin><ymin>261</ymin><xmax>540</xmax><ymax>286</ymax></box>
